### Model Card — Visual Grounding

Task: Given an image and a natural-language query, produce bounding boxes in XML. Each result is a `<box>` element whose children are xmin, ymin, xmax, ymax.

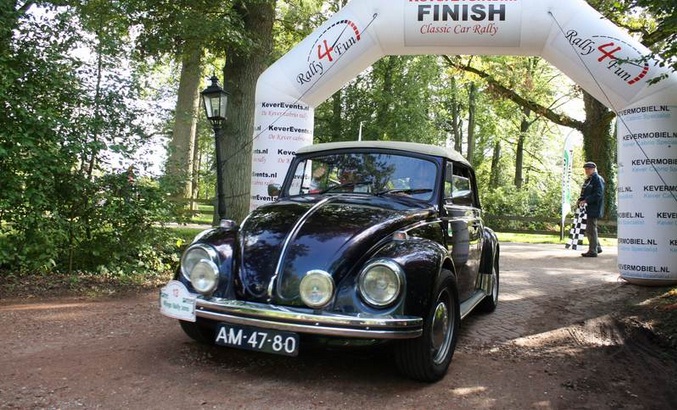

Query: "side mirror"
<box><xmin>268</xmin><ymin>183</ymin><xmax>281</xmax><ymax>197</ymax></box>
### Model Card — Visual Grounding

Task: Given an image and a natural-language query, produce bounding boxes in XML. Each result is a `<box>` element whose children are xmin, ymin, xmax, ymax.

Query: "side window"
<box><xmin>451</xmin><ymin>175</ymin><xmax>473</xmax><ymax>206</ymax></box>
<box><xmin>444</xmin><ymin>163</ymin><xmax>475</xmax><ymax>207</ymax></box>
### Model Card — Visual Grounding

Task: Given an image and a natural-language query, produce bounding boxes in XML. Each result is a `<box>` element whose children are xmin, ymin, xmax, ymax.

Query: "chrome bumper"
<box><xmin>195</xmin><ymin>298</ymin><xmax>423</xmax><ymax>339</ymax></box>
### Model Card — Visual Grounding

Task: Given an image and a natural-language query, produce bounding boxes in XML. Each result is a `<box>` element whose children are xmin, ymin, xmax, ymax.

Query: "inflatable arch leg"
<box><xmin>249</xmin><ymin>0</ymin><xmax>677</xmax><ymax>285</ymax></box>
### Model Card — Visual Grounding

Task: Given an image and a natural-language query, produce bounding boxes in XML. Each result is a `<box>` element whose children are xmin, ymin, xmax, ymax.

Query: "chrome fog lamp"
<box><xmin>190</xmin><ymin>259</ymin><xmax>220</xmax><ymax>294</ymax></box>
<box><xmin>181</xmin><ymin>244</ymin><xmax>219</xmax><ymax>281</ymax></box>
<box><xmin>358</xmin><ymin>259</ymin><xmax>403</xmax><ymax>307</ymax></box>
<box><xmin>299</xmin><ymin>270</ymin><xmax>334</xmax><ymax>308</ymax></box>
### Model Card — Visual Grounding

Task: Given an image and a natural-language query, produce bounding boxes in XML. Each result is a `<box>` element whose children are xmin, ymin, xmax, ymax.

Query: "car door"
<box><xmin>441</xmin><ymin>162</ymin><xmax>483</xmax><ymax>302</ymax></box>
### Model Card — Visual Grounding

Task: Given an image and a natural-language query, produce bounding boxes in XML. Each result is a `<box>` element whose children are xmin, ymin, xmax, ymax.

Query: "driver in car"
<box><xmin>338</xmin><ymin>169</ymin><xmax>370</xmax><ymax>192</ymax></box>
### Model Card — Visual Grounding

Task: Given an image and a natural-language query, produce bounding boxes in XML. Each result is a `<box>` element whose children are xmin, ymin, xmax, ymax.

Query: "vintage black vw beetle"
<box><xmin>160</xmin><ymin>141</ymin><xmax>499</xmax><ymax>382</ymax></box>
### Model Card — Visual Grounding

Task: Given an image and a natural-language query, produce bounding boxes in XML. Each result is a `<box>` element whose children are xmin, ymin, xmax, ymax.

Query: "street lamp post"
<box><xmin>201</xmin><ymin>75</ymin><xmax>230</xmax><ymax>224</ymax></box>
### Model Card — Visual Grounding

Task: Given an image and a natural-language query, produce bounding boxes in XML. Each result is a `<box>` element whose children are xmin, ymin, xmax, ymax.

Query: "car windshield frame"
<box><xmin>282</xmin><ymin>149</ymin><xmax>440</xmax><ymax>202</ymax></box>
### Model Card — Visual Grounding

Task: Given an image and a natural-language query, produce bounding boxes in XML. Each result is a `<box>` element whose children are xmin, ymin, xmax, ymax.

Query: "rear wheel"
<box><xmin>179</xmin><ymin>320</ymin><xmax>215</xmax><ymax>344</ymax></box>
<box><xmin>395</xmin><ymin>269</ymin><xmax>460</xmax><ymax>382</ymax></box>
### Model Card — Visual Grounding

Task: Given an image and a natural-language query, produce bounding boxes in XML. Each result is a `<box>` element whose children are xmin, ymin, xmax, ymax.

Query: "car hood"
<box><xmin>237</xmin><ymin>195</ymin><xmax>435</xmax><ymax>304</ymax></box>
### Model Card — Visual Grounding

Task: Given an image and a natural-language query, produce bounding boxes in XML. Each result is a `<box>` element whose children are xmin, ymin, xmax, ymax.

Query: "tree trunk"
<box><xmin>514</xmin><ymin>107</ymin><xmax>531</xmax><ymax>189</ymax></box>
<box><xmin>376</xmin><ymin>56</ymin><xmax>395</xmax><ymax>139</ymax></box>
<box><xmin>190</xmin><ymin>124</ymin><xmax>202</xmax><ymax>210</ymax></box>
<box><xmin>466</xmin><ymin>82</ymin><xmax>477</xmax><ymax>165</ymax></box>
<box><xmin>331</xmin><ymin>90</ymin><xmax>343</xmax><ymax>142</ymax></box>
<box><xmin>581</xmin><ymin>91</ymin><xmax>616</xmax><ymax>217</ymax></box>
<box><xmin>490</xmin><ymin>140</ymin><xmax>501</xmax><ymax>188</ymax></box>
<box><xmin>166</xmin><ymin>43</ymin><xmax>202</xmax><ymax>205</ymax></box>
<box><xmin>450</xmin><ymin>77</ymin><xmax>463</xmax><ymax>154</ymax></box>
<box><xmin>220</xmin><ymin>0</ymin><xmax>276</xmax><ymax>223</ymax></box>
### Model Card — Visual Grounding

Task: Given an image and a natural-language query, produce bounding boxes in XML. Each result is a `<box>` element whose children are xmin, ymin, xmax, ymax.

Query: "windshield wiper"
<box><xmin>376</xmin><ymin>188</ymin><xmax>432</xmax><ymax>196</ymax></box>
<box><xmin>320</xmin><ymin>180</ymin><xmax>372</xmax><ymax>194</ymax></box>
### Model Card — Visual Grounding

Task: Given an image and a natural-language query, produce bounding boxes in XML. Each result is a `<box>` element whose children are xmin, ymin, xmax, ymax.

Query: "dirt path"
<box><xmin>1</xmin><ymin>243</ymin><xmax>676</xmax><ymax>409</ymax></box>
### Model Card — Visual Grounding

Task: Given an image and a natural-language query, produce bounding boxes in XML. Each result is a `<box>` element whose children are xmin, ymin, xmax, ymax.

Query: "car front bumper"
<box><xmin>195</xmin><ymin>298</ymin><xmax>423</xmax><ymax>339</ymax></box>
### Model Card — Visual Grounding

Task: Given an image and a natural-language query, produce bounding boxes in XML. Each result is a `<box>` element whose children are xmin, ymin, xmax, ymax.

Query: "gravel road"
<box><xmin>1</xmin><ymin>243</ymin><xmax>675</xmax><ymax>409</ymax></box>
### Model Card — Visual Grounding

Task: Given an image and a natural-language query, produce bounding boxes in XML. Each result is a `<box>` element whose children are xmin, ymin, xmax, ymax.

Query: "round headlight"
<box><xmin>190</xmin><ymin>259</ymin><xmax>219</xmax><ymax>294</ymax></box>
<box><xmin>358</xmin><ymin>259</ymin><xmax>403</xmax><ymax>307</ymax></box>
<box><xmin>181</xmin><ymin>244</ymin><xmax>218</xmax><ymax>281</ymax></box>
<box><xmin>299</xmin><ymin>270</ymin><xmax>334</xmax><ymax>308</ymax></box>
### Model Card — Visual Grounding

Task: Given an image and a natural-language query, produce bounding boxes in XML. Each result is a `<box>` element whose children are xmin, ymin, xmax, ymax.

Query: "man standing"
<box><xmin>578</xmin><ymin>162</ymin><xmax>605</xmax><ymax>257</ymax></box>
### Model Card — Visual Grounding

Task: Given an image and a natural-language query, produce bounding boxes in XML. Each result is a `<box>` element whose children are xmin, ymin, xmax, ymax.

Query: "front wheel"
<box><xmin>179</xmin><ymin>320</ymin><xmax>215</xmax><ymax>344</ymax></box>
<box><xmin>394</xmin><ymin>269</ymin><xmax>460</xmax><ymax>382</ymax></box>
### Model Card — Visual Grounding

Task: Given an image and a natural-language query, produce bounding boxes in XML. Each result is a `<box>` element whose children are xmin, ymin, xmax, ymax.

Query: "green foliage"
<box><xmin>0</xmin><ymin>167</ymin><xmax>183</xmax><ymax>274</ymax></box>
<box><xmin>0</xmin><ymin>5</ymin><xmax>182</xmax><ymax>276</ymax></box>
<box><xmin>274</xmin><ymin>0</ymin><xmax>325</xmax><ymax>58</ymax></box>
<box><xmin>315</xmin><ymin>55</ymin><xmax>447</xmax><ymax>145</ymax></box>
<box><xmin>480</xmin><ymin>178</ymin><xmax>562</xmax><ymax>232</ymax></box>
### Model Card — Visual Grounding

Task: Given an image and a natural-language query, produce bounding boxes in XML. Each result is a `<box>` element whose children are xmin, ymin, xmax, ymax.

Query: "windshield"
<box><xmin>285</xmin><ymin>152</ymin><xmax>438</xmax><ymax>201</ymax></box>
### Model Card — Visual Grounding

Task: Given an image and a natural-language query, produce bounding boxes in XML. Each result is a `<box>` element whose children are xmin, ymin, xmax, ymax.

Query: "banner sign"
<box><xmin>250</xmin><ymin>101</ymin><xmax>314</xmax><ymax>211</ymax></box>
<box><xmin>617</xmin><ymin>105</ymin><xmax>677</xmax><ymax>284</ymax></box>
<box><xmin>404</xmin><ymin>0</ymin><xmax>522</xmax><ymax>47</ymax></box>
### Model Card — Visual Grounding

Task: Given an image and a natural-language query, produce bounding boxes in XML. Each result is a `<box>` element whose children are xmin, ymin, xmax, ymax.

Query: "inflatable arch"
<box><xmin>249</xmin><ymin>0</ymin><xmax>677</xmax><ymax>285</ymax></box>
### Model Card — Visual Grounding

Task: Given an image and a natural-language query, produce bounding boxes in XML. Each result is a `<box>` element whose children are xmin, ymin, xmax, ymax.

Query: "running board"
<box><xmin>460</xmin><ymin>291</ymin><xmax>486</xmax><ymax>320</ymax></box>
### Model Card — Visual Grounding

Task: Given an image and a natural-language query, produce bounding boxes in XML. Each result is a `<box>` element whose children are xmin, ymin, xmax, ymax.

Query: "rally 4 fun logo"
<box><xmin>296</xmin><ymin>19</ymin><xmax>362</xmax><ymax>86</ymax></box>
<box><xmin>566</xmin><ymin>30</ymin><xmax>650</xmax><ymax>86</ymax></box>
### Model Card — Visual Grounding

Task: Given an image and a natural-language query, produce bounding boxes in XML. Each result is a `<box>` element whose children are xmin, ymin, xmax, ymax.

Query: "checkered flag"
<box><xmin>565</xmin><ymin>205</ymin><xmax>587</xmax><ymax>250</ymax></box>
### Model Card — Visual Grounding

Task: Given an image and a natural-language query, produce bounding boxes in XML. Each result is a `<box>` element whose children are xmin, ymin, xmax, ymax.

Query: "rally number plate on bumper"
<box><xmin>215</xmin><ymin>324</ymin><xmax>299</xmax><ymax>357</ymax></box>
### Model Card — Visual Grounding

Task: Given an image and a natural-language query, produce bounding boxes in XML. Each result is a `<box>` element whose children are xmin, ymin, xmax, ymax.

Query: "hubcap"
<box><xmin>430</xmin><ymin>294</ymin><xmax>452</xmax><ymax>364</ymax></box>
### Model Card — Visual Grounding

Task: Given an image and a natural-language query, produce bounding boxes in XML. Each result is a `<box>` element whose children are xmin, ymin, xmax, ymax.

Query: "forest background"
<box><xmin>0</xmin><ymin>0</ymin><xmax>675</xmax><ymax>280</ymax></box>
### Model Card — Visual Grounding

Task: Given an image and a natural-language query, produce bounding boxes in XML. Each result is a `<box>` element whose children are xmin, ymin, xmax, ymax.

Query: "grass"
<box><xmin>170</xmin><ymin>226</ymin><xmax>207</xmax><ymax>244</ymax></box>
<box><xmin>497</xmin><ymin>232</ymin><xmax>617</xmax><ymax>247</ymax></box>
<box><xmin>186</xmin><ymin>205</ymin><xmax>214</xmax><ymax>224</ymax></box>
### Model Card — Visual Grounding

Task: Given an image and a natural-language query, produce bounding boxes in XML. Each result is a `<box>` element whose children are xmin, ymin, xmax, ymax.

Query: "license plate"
<box><xmin>215</xmin><ymin>324</ymin><xmax>299</xmax><ymax>357</ymax></box>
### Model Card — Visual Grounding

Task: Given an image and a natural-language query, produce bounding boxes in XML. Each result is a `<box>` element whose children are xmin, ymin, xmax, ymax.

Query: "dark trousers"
<box><xmin>586</xmin><ymin>217</ymin><xmax>601</xmax><ymax>254</ymax></box>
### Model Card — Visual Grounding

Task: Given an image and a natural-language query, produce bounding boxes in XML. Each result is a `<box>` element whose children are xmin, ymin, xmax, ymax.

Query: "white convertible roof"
<box><xmin>296</xmin><ymin>141</ymin><xmax>470</xmax><ymax>167</ymax></box>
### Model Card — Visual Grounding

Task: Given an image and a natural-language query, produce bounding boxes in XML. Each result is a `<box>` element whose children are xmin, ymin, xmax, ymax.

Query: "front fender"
<box><xmin>183</xmin><ymin>227</ymin><xmax>241</xmax><ymax>299</ymax></box>
<box><xmin>371</xmin><ymin>238</ymin><xmax>451</xmax><ymax>318</ymax></box>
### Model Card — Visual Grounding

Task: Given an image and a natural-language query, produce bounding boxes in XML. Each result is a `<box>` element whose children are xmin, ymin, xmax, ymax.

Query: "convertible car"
<box><xmin>160</xmin><ymin>141</ymin><xmax>499</xmax><ymax>382</ymax></box>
